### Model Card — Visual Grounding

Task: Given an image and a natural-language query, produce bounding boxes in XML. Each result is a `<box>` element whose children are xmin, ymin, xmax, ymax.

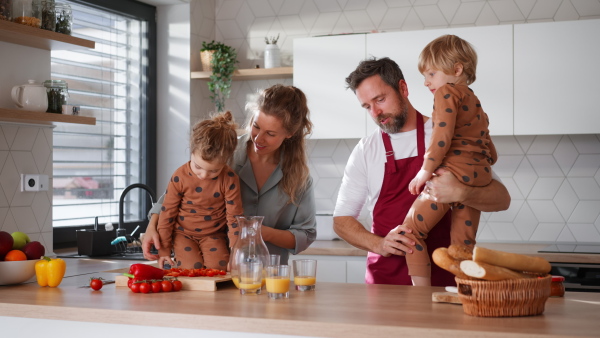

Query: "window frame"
<box><xmin>53</xmin><ymin>0</ymin><xmax>157</xmax><ymax>248</ymax></box>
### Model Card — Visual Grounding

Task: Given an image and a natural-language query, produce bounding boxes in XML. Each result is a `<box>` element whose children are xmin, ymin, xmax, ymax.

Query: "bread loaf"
<box><xmin>473</xmin><ymin>246</ymin><xmax>551</xmax><ymax>274</ymax></box>
<box><xmin>459</xmin><ymin>260</ymin><xmax>529</xmax><ymax>280</ymax></box>
<box><xmin>448</xmin><ymin>244</ymin><xmax>473</xmax><ymax>261</ymax></box>
<box><xmin>432</xmin><ymin>247</ymin><xmax>471</xmax><ymax>279</ymax></box>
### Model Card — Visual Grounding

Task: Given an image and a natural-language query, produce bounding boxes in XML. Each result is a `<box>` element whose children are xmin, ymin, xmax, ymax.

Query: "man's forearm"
<box><xmin>333</xmin><ymin>216</ymin><xmax>380</xmax><ymax>253</ymax></box>
<box><xmin>462</xmin><ymin>179</ymin><xmax>510</xmax><ymax>212</ymax></box>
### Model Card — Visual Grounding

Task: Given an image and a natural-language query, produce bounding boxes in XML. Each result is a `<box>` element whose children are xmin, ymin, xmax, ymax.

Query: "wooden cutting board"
<box><xmin>115</xmin><ymin>274</ymin><xmax>232</xmax><ymax>292</ymax></box>
<box><xmin>432</xmin><ymin>292</ymin><xmax>462</xmax><ymax>304</ymax></box>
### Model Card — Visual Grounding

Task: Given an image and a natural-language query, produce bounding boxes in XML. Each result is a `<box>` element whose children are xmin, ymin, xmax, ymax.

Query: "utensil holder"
<box><xmin>76</xmin><ymin>229</ymin><xmax>114</xmax><ymax>256</ymax></box>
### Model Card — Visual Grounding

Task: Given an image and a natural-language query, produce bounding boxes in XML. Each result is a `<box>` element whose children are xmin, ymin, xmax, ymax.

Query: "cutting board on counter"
<box><xmin>432</xmin><ymin>292</ymin><xmax>462</xmax><ymax>304</ymax></box>
<box><xmin>114</xmin><ymin>274</ymin><xmax>232</xmax><ymax>292</ymax></box>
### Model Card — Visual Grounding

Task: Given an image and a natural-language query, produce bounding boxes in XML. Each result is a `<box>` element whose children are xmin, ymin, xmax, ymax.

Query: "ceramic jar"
<box><xmin>11</xmin><ymin>80</ymin><xmax>48</xmax><ymax>112</ymax></box>
<box><xmin>264</xmin><ymin>44</ymin><xmax>281</xmax><ymax>69</ymax></box>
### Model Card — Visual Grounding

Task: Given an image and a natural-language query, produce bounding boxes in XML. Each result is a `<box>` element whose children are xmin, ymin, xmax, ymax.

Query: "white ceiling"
<box><xmin>135</xmin><ymin>0</ymin><xmax>190</xmax><ymax>7</ymax></box>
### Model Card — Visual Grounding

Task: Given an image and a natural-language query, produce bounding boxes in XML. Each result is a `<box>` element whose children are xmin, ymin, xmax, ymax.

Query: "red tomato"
<box><xmin>90</xmin><ymin>278</ymin><xmax>103</xmax><ymax>291</ymax></box>
<box><xmin>219</xmin><ymin>270</ymin><xmax>226</xmax><ymax>276</ymax></box>
<box><xmin>161</xmin><ymin>280</ymin><xmax>173</xmax><ymax>292</ymax></box>
<box><xmin>206</xmin><ymin>270</ymin><xmax>215</xmax><ymax>277</ymax></box>
<box><xmin>139</xmin><ymin>282</ymin><xmax>151</xmax><ymax>294</ymax></box>
<box><xmin>151</xmin><ymin>281</ymin><xmax>162</xmax><ymax>293</ymax></box>
<box><xmin>172</xmin><ymin>280</ymin><xmax>183</xmax><ymax>292</ymax></box>
<box><xmin>130</xmin><ymin>282</ymin><xmax>140</xmax><ymax>293</ymax></box>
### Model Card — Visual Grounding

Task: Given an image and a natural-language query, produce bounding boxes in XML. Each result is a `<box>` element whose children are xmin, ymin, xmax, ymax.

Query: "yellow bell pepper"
<box><xmin>35</xmin><ymin>256</ymin><xmax>66</xmax><ymax>287</ymax></box>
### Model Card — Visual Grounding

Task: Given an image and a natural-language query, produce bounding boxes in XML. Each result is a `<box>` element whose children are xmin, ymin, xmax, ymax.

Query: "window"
<box><xmin>52</xmin><ymin>0</ymin><xmax>156</xmax><ymax>246</ymax></box>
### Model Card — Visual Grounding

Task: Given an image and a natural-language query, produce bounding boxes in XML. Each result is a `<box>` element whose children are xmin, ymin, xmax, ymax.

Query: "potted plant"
<box><xmin>200</xmin><ymin>40</ymin><xmax>238</xmax><ymax>112</ymax></box>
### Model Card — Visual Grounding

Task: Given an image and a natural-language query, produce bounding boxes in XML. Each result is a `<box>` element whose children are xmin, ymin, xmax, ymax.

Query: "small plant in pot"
<box><xmin>201</xmin><ymin>40</ymin><xmax>238</xmax><ymax>113</ymax></box>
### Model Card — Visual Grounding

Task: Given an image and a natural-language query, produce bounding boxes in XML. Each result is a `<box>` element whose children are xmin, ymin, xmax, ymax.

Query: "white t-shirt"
<box><xmin>333</xmin><ymin>119</ymin><xmax>499</xmax><ymax>220</ymax></box>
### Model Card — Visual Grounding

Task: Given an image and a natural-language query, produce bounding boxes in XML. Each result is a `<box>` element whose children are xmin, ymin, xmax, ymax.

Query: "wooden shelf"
<box><xmin>191</xmin><ymin>67</ymin><xmax>293</xmax><ymax>81</ymax></box>
<box><xmin>0</xmin><ymin>19</ymin><xmax>95</xmax><ymax>50</ymax></box>
<box><xmin>0</xmin><ymin>108</ymin><xmax>96</xmax><ymax>125</ymax></box>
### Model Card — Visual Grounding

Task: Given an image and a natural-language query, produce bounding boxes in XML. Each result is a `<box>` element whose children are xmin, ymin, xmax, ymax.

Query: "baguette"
<box><xmin>448</xmin><ymin>244</ymin><xmax>473</xmax><ymax>261</ymax></box>
<box><xmin>432</xmin><ymin>247</ymin><xmax>471</xmax><ymax>279</ymax></box>
<box><xmin>473</xmin><ymin>246</ymin><xmax>551</xmax><ymax>274</ymax></box>
<box><xmin>460</xmin><ymin>260</ymin><xmax>529</xmax><ymax>280</ymax></box>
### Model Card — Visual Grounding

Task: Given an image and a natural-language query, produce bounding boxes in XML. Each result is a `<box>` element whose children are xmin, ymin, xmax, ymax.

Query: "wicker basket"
<box><xmin>455</xmin><ymin>274</ymin><xmax>551</xmax><ymax>317</ymax></box>
<box><xmin>200</xmin><ymin>50</ymin><xmax>214</xmax><ymax>72</ymax></box>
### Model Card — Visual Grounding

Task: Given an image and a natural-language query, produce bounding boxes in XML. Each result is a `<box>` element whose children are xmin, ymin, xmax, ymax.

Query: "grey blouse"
<box><xmin>149</xmin><ymin>134</ymin><xmax>317</xmax><ymax>264</ymax></box>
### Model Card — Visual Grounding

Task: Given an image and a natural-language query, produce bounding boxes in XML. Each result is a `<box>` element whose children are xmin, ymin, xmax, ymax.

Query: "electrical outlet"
<box><xmin>20</xmin><ymin>174</ymin><xmax>49</xmax><ymax>192</ymax></box>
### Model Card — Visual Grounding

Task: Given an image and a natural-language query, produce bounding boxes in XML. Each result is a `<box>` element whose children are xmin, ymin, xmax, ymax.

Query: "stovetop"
<box><xmin>538</xmin><ymin>244</ymin><xmax>600</xmax><ymax>254</ymax></box>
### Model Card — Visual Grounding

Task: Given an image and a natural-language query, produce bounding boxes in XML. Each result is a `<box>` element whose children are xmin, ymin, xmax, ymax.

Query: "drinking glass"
<box><xmin>269</xmin><ymin>254</ymin><xmax>280</xmax><ymax>266</ymax></box>
<box><xmin>293</xmin><ymin>259</ymin><xmax>317</xmax><ymax>291</ymax></box>
<box><xmin>238</xmin><ymin>262</ymin><xmax>263</xmax><ymax>295</ymax></box>
<box><xmin>266</xmin><ymin>265</ymin><xmax>290</xmax><ymax>299</ymax></box>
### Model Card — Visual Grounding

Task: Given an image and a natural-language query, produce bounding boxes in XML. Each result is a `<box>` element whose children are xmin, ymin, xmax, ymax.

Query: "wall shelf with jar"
<box><xmin>191</xmin><ymin>67</ymin><xmax>293</xmax><ymax>81</ymax></box>
<box><xmin>0</xmin><ymin>107</ymin><xmax>96</xmax><ymax>125</ymax></box>
<box><xmin>0</xmin><ymin>17</ymin><xmax>94</xmax><ymax>50</ymax></box>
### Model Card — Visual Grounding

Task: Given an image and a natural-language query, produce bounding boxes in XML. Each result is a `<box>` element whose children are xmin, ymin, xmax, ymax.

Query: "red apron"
<box><xmin>366</xmin><ymin>112</ymin><xmax>455</xmax><ymax>286</ymax></box>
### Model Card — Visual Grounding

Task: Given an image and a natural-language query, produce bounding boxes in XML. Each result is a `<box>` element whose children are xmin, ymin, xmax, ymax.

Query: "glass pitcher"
<box><xmin>230</xmin><ymin>216</ymin><xmax>269</xmax><ymax>294</ymax></box>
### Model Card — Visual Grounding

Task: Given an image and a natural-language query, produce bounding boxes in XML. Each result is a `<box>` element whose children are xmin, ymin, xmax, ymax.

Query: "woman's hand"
<box><xmin>142</xmin><ymin>213</ymin><xmax>161</xmax><ymax>260</ymax></box>
<box><xmin>376</xmin><ymin>225</ymin><xmax>415</xmax><ymax>257</ymax></box>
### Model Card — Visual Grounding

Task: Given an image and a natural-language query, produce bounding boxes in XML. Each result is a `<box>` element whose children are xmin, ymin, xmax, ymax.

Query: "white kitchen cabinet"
<box><xmin>293</xmin><ymin>34</ymin><xmax>367</xmax><ymax>139</ymax></box>
<box><xmin>514</xmin><ymin>19</ymin><xmax>600</xmax><ymax>135</ymax></box>
<box><xmin>290</xmin><ymin>255</ymin><xmax>367</xmax><ymax>283</ymax></box>
<box><xmin>367</xmin><ymin>25</ymin><xmax>514</xmax><ymax>136</ymax></box>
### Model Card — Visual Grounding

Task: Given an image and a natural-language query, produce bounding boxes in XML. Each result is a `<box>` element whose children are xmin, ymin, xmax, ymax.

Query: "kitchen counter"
<box><xmin>302</xmin><ymin>240</ymin><xmax>600</xmax><ymax>264</ymax></box>
<box><xmin>0</xmin><ymin>257</ymin><xmax>599</xmax><ymax>337</ymax></box>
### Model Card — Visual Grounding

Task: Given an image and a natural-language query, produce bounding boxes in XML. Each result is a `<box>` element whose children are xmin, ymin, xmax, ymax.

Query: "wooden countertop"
<box><xmin>0</xmin><ymin>257</ymin><xmax>599</xmax><ymax>337</ymax></box>
<box><xmin>302</xmin><ymin>240</ymin><xmax>600</xmax><ymax>264</ymax></box>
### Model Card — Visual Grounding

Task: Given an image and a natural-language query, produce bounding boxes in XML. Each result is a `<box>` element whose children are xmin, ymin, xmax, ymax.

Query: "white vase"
<box><xmin>264</xmin><ymin>44</ymin><xmax>281</xmax><ymax>69</ymax></box>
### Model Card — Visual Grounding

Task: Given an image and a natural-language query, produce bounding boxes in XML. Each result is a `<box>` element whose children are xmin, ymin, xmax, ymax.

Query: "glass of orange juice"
<box><xmin>266</xmin><ymin>265</ymin><xmax>290</xmax><ymax>299</ymax></box>
<box><xmin>293</xmin><ymin>259</ymin><xmax>317</xmax><ymax>291</ymax></box>
<box><xmin>238</xmin><ymin>262</ymin><xmax>263</xmax><ymax>295</ymax></box>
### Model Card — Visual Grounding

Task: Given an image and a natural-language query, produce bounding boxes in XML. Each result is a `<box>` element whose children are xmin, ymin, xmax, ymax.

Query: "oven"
<box><xmin>538</xmin><ymin>244</ymin><xmax>600</xmax><ymax>293</ymax></box>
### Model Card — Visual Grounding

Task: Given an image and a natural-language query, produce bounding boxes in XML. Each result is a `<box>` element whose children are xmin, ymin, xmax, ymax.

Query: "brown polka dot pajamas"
<box><xmin>404</xmin><ymin>83</ymin><xmax>498</xmax><ymax>278</ymax></box>
<box><xmin>157</xmin><ymin>162</ymin><xmax>243</xmax><ymax>270</ymax></box>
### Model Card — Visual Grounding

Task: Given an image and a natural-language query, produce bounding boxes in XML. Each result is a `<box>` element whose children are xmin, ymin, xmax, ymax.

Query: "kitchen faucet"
<box><xmin>118</xmin><ymin>183</ymin><xmax>157</xmax><ymax>238</ymax></box>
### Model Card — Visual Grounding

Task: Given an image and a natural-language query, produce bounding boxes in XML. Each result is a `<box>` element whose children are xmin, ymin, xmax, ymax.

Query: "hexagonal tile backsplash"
<box><xmin>189</xmin><ymin>0</ymin><xmax>600</xmax><ymax>244</ymax></box>
<box><xmin>0</xmin><ymin>124</ymin><xmax>53</xmax><ymax>254</ymax></box>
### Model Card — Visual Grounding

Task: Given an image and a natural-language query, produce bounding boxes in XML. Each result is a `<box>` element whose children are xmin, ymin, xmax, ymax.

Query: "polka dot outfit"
<box><xmin>404</xmin><ymin>83</ymin><xmax>498</xmax><ymax>278</ymax></box>
<box><xmin>157</xmin><ymin>162</ymin><xmax>243</xmax><ymax>270</ymax></box>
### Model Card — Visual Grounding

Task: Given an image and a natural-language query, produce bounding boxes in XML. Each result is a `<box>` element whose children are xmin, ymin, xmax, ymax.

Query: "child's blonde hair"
<box><xmin>190</xmin><ymin>111</ymin><xmax>238</xmax><ymax>164</ymax></box>
<box><xmin>418</xmin><ymin>34</ymin><xmax>477</xmax><ymax>85</ymax></box>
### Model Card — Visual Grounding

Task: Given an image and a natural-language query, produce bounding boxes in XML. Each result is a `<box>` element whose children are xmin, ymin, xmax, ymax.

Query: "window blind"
<box><xmin>51</xmin><ymin>1</ymin><xmax>150</xmax><ymax>227</ymax></box>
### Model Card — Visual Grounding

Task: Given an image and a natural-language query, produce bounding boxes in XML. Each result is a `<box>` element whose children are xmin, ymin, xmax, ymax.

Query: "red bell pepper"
<box><xmin>123</xmin><ymin>263</ymin><xmax>165</xmax><ymax>287</ymax></box>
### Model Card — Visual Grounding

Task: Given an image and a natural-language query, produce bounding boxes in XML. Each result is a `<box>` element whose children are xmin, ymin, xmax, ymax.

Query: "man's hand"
<box><xmin>421</xmin><ymin>168</ymin><xmax>467</xmax><ymax>204</ymax></box>
<box><xmin>376</xmin><ymin>225</ymin><xmax>415</xmax><ymax>257</ymax></box>
<box><xmin>409</xmin><ymin>169</ymin><xmax>432</xmax><ymax>195</ymax></box>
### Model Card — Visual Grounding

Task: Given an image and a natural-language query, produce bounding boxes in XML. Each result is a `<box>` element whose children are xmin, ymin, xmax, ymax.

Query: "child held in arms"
<box><xmin>404</xmin><ymin>34</ymin><xmax>498</xmax><ymax>286</ymax></box>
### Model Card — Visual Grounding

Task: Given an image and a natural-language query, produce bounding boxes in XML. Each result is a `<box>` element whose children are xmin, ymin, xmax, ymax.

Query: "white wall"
<box><xmin>155</xmin><ymin>4</ymin><xmax>192</xmax><ymax>195</ymax></box>
<box><xmin>158</xmin><ymin>0</ymin><xmax>600</xmax><ymax>245</ymax></box>
<box><xmin>0</xmin><ymin>42</ymin><xmax>54</xmax><ymax>255</ymax></box>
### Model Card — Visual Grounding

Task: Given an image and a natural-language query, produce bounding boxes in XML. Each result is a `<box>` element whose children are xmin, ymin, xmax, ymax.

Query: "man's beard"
<box><xmin>376</xmin><ymin>105</ymin><xmax>408</xmax><ymax>134</ymax></box>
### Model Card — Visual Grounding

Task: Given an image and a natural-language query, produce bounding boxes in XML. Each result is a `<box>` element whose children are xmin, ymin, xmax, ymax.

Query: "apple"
<box><xmin>0</xmin><ymin>231</ymin><xmax>14</xmax><ymax>259</ymax></box>
<box><xmin>22</xmin><ymin>241</ymin><xmax>45</xmax><ymax>260</ymax></box>
<box><xmin>11</xmin><ymin>231</ymin><xmax>30</xmax><ymax>250</ymax></box>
